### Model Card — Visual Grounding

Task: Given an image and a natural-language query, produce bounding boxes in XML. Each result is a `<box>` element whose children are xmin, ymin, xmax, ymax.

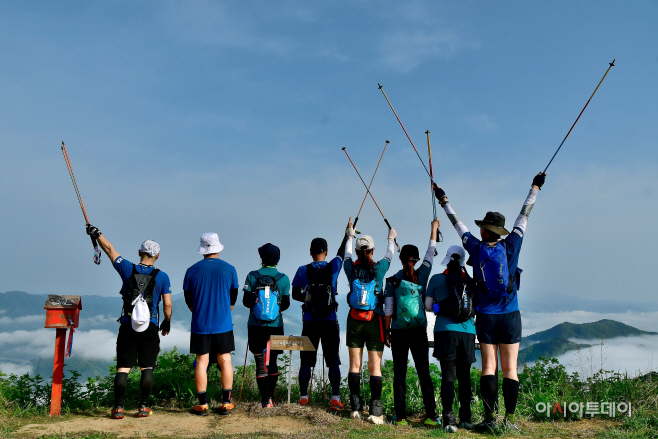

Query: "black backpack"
<box><xmin>304</xmin><ymin>263</ymin><xmax>336</xmax><ymax>318</ymax></box>
<box><xmin>120</xmin><ymin>265</ymin><xmax>160</xmax><ymax>321</ymax></box>
<box><xmin>438</xmin><ymin>268</ymin><xmax>475</xmax><ymax>323</ymax></box>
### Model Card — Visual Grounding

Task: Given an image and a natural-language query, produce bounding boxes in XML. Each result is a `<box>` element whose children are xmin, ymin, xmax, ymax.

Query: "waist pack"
<box><xmin>121</xmin><ymin>265</ymin><xmax>160</xmax><ymax>332</ymax></box>
<box><xmin>252</xmin><ymin>272</ymin><xmax>284</xmax><ymax>323</ymax></box>
<box><xmin>477</xmin><ymin>241</ymin><xmax>513</xmax><ymax>298</ymax></box>
<box><xmin>388</xmin><ymin>276</ymin><xmax>426</xmax><ymax>329</ymax></box>
<box><xmin>305</xmin><ymin>263</ymin><xmax>336</xmax><ymax>318</ymax></box>
<box><xmin>438</xmin><ymin>270</ymin><xmax>475</xmax><ymax>323</ymax></box>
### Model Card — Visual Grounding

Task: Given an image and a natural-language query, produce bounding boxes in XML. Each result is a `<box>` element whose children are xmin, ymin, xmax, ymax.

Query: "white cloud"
<box><xmin>0</xmin><ymin>315</ymin><xmax>43</xmax><ymax>325</ymax></box>
<box><xmin>0</xmin><ymin>361</ymin><xmax>33</xmax><ymax>376</ymax></box>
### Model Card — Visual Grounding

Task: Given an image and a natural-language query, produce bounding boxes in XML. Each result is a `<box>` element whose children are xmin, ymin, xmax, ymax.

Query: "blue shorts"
<box><xmin>475</xmin><ymin>311</ymin><xmax>522</xmax><ymax>345</ymax></box>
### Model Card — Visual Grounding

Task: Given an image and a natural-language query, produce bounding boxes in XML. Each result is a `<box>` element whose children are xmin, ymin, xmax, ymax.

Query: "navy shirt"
<box><xmin>292</xmin><ymin>256</ymin><xmax>343</xmax><ymax>321</ymax></box>
<box><xmin>461</xmin><ymin>229</ymin><xmax>523</xmax><ymax>314</ymax></box>
<box><xmin>113</xmin><ymin>256</ymin><xmax>171</xmax><ymax>325</ymax></box>
<box><xmin>183</xmin><ymin>258</ymin><xmax>239</xmax><ymax>334</ymax></box>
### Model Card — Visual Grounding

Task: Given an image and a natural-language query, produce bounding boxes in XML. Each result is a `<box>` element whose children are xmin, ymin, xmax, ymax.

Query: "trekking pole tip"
<box><xmin>610</xmin><ymin>59</ymin><xmax>615</xmax><ymax>67</ymax></box>
<box><xmin>425</xmin><ymin>130</ymin><xmax>429</xmax><ymax>135</ymax></box>
<box><xmin>342</xmin><ymin>147</ymin><xmax>346</xmax><ymax>151</ymax></box>
<box><xmin>377</xmin><ymin>83</ymin><xmax>383</xmax><ymax>89</ymax></box>
<box><xmin>385</xmin><ymin>140</ymin><xmax>390</xmax><ymax>144</ymax></box>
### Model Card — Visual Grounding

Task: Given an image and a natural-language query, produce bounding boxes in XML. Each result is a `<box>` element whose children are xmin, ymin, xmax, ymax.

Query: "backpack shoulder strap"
<box><xmin>274</xmin><ymin>272</ymin><xmax>285</xmax><ymax>282</ymax></box>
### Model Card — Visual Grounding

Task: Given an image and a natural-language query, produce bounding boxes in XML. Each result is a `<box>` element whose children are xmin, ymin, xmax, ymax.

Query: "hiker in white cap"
<box><xmin>184</xmin><ymin>233</ymin><xmax>238</xmax><ymax>416</ymax></box>
<box><xmin>86</xmin><ymin>225</ymin><xmax>172</xmax><ymax>420</ymax></box>
<box><xmin>343</xmin><ymin>225</ymin><xmax>397</xmax><ymax>424</ymax></box>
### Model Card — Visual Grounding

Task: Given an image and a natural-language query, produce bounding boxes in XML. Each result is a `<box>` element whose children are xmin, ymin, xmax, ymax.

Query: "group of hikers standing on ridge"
<box><xmin>85</xmin><ymin>171</ymin><xmax>546</xmax><ymax>433</ymax></box>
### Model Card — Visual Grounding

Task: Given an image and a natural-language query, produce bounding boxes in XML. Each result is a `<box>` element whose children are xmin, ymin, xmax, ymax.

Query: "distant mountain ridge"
<box><xmin>518</xmin><ymin>337</ymin><xmax>591</xmax><ymax>364</ymax></box>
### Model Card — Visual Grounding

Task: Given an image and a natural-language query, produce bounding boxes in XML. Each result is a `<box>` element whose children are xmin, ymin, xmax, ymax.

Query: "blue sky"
<box><xmin>1</xmin><ymin>1</ymin><xmax>657</xmax><ymax>319</ymax></box>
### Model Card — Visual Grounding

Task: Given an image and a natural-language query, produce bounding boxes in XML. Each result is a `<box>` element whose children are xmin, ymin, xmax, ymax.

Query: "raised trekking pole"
<box><xmin>342</xmin><ymin>147</ymin><xmax>400</xmax><ymax>251</ymax></box>
<box><xmin>61</xmin><ymin>141</ymin><xmax>101</xmax><ymax>265</ymax></box>
<box><xmin>426</xmin><ymin>131</ymin><xmax>442</xmax><ymax>245</ymax></box>
<box><xmin>543</xmin><ymin>59</ymin><xmax>616</xmax><ymax>173</ymax></box>
<box><xmin>238</xmin><ymin>342</ymin><xmax>249</xmax><ymax>403</ymax></box>
<box><xmin>353</xmin><ymin>140</ymin><xmax>389</xmax><ymax>230</ymax></box>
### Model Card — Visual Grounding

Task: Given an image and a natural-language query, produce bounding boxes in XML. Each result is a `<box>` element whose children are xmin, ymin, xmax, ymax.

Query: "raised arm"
<box><xmin>383</xmin><ymin>227</ymin><xmax>397</xmax><ymax>261</ymax></box>
<box><xmin>513</xmin><ymin>173</ymin><xmax>545</xmax><ymax>235</ymax></box>
<box><xmin>433</xmin><ymin>185</ymin><xmax>469</xmax><ymax>238</ymax></box>
<box><xmin>337</xmin><ymin>217</ymin><xmax>354</xmax><ymax>260</ymax></box>
<box><xmin>87</xmin><ymin>225</ymin><xmax>121</xmax><ymax>262</ymax></box>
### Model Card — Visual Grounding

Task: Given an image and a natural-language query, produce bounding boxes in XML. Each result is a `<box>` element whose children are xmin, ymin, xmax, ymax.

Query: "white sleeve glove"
<box><xmin>387</xmin><ymin>227</ymin><xmax>397</xmax><ymax>240</ymax></box>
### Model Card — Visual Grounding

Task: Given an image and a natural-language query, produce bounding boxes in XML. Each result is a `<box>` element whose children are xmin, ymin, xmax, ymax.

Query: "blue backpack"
<box><xmin>348</xmin><ymin>264</ymin><xmax>378</xmax><ymax>312</ymax></box>
<box><xmin>476</xmin><ymin>242</ymin><xmax>520</xmax><ymax>298</ymax></box>
<box><xmin>252</xmin><ymin>272</ymin><xmax>284</xmax><ymax>323</ymax></box>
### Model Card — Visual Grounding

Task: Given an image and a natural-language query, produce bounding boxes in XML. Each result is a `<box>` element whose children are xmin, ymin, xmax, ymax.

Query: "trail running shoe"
<box><xmin>424</xmin><ymin>416</ymin><xmax>441</xmax><ymax>427</ymax></box>
<box><xmin>218</xmin><ymin>402</ymin><xmax>234</xmax><ymax>415</ymax></box>
<box><xmin>458</xmin><ymin>421</ymin><xmax>473</xmax><ymax>430</ymax></box>
<box><xmin>137</xmin><ymin>406</ymin><xmax>152</xmax><ymax>417</ymax></box>
<box><xmin>330</xmin><ymin>399</ymin><xmax>344</xmax><ymax>411</ymax></box>
<box><xmin>350</xmin><ymin>411</ymin><xmax>363</xmax><ymax>421</ymax></box>
<box><xmin>366</xmin><ymin>414</ymin><xmax>385</xmax><ymax>425</ymax></box>
<box><xmin>474</xmin><ymin>419</ymin><xmax>498</xmax><ymax>433</ymax></box>
<box><xmin>442</xmin><ymin>410</ymin><xmax>457</xmax><ymax>432</ymax></box>
<box><xmin>502</xmin><ymin>416</ymin><xmax>519</xmax><ymax>433</ymax></box>
<box><xmin>192</xmin><ymin>404</ymin><xmax>209</xmax><ymax>416</ymax></box>
<box><xmin>299</xmin><ymin>396</ymin><xmax>309</xmax><ymax>406</ymax></box>
<box><xmin>262</xmin><ymin>398</ymin><xmax>274</xmax><ymax>409</ymax></box>
<box><xmin>391</xmin><ymin>415</ymin><xmax>409</xmax><ymax>426</ymax></box>
<box><xmin>111</xmin><ymin>407</ymin><xmax>124</xmax><ymax>419</ymax></box>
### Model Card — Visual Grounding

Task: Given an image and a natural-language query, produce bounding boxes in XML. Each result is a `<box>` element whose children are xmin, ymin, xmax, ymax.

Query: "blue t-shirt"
<box><xmin>384</xmin><ymin>261</ymin><xmax>432</xmax><ymax>330</ymax></box>
<box><xmin>461</xmin><ymin>229</ymin><xmax>523</xmax><ymax>314</ymax></box>
<box><xmin>243</xmin><ymin>267</ymin><xmax>290</xmax><ymax>328</ymax></box>
<box><xmin>343</xmin><ymin>257</ymin><xmax>391</xmax><ymax>316</ymax></box>
<box><xmin>113</xmin><ymin>256</ymin><xmax>171</xmax><ymax>325</ymax></box>
<box><xmin>425</xmin><ymin>272</ymin><xmax>476</xmax><ymax>334</ymax></box>
<box><xmin>183</xmin><ymin>258</ymin><xmax>239</xmax><ymax>334</ymax></box>
<box><xmin>292</xmin><ymin>256</ymin><xmax>343</xmax><ymax>321</ymax></box>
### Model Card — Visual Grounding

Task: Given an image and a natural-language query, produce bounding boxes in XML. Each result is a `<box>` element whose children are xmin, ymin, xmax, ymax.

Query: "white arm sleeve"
<box><xmin>383</xmin><ymin>238</ymin><xmax>395</xmax><ymax>261</ymax></box>
<box><xmin>424</xmin><ymin>296</ymin><xmax>434</xmax><ymax>312</ymax></box>
<box><xmin>443</xmin><ymin>202</ymin><xmax>469</xmax><ymax>238</ymax></box>
<box><xmin>345</xmin><ymin>236</ymin><xmax>353</xmax><ymax>260</ymax></box>
<box><xmin>513</xmin><ymin>187</ymin><xmax>538</xmax><ymax>236</ymax></box>
<box><xmin>424</xmin><ymin>240</ymin><xmax>437</xmax><ymax>263</ymax></box>
<box><xmin>385</xmin><ymin>296</ymin><xmax>395</xmax><ymax>316</ymax></box>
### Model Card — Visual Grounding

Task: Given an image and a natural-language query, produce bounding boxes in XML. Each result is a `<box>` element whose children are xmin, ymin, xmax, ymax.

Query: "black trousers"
<box><xmin>391</xmin><ymin>326</ymin><xmax>436</xmax><ymax>419</ymax></box>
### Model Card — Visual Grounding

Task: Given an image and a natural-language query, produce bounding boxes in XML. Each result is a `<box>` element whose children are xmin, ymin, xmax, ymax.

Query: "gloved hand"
<box><xmin>433</xmin><ymin>184</ymin><xmax>448</xmax><ymax>206</ymax></box>
<box><xmin>433</xmin><ymin>303</ymin><xmax>440</xmax><ymax>314</ymax></box>
<box><xmin>160</xmin><ymin>319</ymin><xmax>171</xmax><ymax>335</ymax></box>
<box><xmin>532</xmin><ymin>172</ymin><xmax>546</xmax><ymax>190</ymax></box>
<box><xmin>346</xmin><ymin>216</ymin><xmax>356</xmax><ymax>237</ymax></box>
<box><xmin>86</xmin><ymin>224</ymin><xmax>102</xmax><ymax>239</ymax></box>
<box><xmin>388</xmin><ymin>227</ymin><xmax>397</xmax><ymax>240</ymax></box>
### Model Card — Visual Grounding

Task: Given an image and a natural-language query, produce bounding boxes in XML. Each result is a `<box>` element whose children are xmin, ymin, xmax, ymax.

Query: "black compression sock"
<box><xmin>198</xmin><ymin>391</ymin><xmax>207</xmax><ymax>405</ymax></box>
<box><xmin>480</xmin><ymin>375</ymin><xmax>498</xmax><ymax>416</ymax></box>
<box><xmin>114</xmin><ymin>372</ymin><xmax>128</xmax><ymax>408</ymax></box>
<box><xmin>348</xmin><ymin>372</ymin><xmax>361</xmax><ymax>396</ymax></box>
<box><xmin>256</xmin><ymin>377</ymin><xmax>269</xmax><ymax>404</ymax></box>
<box><xmin>328</xmin><ymin>366</ymin><xmax>341</xmax><ymax>396</ymax></box>
<box><xmin>139</xmin><ymin>369</ymin><xmax>154</xmax><ymax>407</ymax></box>
<box><xmin>502</xmin><ymin>378</ymin><xmax>520</xmax><ymax>416</ymax></box>
<box><xmin>222</xmin><ymin>389</ymin><xmax>232</xmax><ymax>404</ymax></box>
<box><xmin>299</xmin><ymin>366</ymin><xmax>312</xmax><ymax>397</ymax></box>
<box><xmin>370</xmin><ymin>375</ymin><xmax>383</xmax><ymax>401</ymax></box>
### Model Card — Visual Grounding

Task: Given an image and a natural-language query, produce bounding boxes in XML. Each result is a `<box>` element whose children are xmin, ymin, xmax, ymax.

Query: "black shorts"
<box><xmin>190</xmin><ymin>331</ymin><xmax>235</xmax><ymax>356</ymax></box>
<box><xmin>116</xmin><ymin>322</ymin><xmax>160</xmax><ymax>369</ymax></box>
<box><xmin>248</xmin><ymin>325</ymin><xmax>285</xmax><ymax>356</ymax></box>
<box><xmin>300</xmin><ymin>320</ymin><xmax>341</xmax><ymax>368</ymax></box>
<box><xmin>433</xmin><ymin>331</ymin><xmax>476</xmax><ymax>363</ymax></box>
<box><xmin>476</xmin><ymin>310</ymin><xmax>522</xmax><ymax>345</ymax></box>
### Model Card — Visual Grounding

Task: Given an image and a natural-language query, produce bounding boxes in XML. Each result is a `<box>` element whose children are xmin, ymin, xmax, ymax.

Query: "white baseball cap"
<box><xmin>198</xmin><ymin>233</ymin><xmax>224</xmax><ymax>255</ymax></box>
<box><xmin>140</xmin><ymin>240</ymin><xmax>160</xmax><ymax>257</ymax></box>
<box><xmin>355</xmin><ymin>235</ymin><xmax>374</xmax><ymax>251</ymax></box>
<box><xmin>441</xmin><ymin>245</ymin><xmax>466</xmax><ymax>266</ymax></box>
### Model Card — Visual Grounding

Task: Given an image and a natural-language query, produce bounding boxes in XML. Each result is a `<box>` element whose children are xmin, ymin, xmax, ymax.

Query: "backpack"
<box><xmin>438</xmin><ymin>269</ymin><xmax>475</xmax><ymax>323</ymax></box>
<box><xmin>304</xmin><ymin>263</ymin><xmax>336</xmax><ymax>318</ymax></box>
<box><xmin>121</xmin><ymin>265</ymin><xmax>160</xmax><ymax>331</ymax></box>
<box><xmin>348</xmin><ymin>263</ymin><xmax>378</xmax><ymax>321</ymax></box>
<box><xmin>388</xmin><ymin>276</ymin><xmax>427</xmax><ymax>329</ymax></box>
<box><xmin>476</xmin><ymin>241</ymin><xmax>514</xmax><ymax>298</ymax></box>
<box><xmin>251</xmin><ymin>272</ymin><xmax>285</xmax><ymax>323</ymax></box>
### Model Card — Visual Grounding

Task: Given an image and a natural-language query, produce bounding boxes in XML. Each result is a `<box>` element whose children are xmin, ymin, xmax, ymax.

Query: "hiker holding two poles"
<box><xmin>433</xmin><ymin>172</ymin><xmax>546</xmax><ymax>433</ymax></box>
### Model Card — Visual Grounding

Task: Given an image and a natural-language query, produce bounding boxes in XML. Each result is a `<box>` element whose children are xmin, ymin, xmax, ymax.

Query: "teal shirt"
<box><xmin>384</xmin><ymin>261</ymin><xmax>432</xmax><ymax>330</ymax></box>
<box><xmin>426</xmin><ymin>272</ymin><xmax>476</xmax><ymax>334</ymax></box>
<box><xmin>344</xmin><ymin>257</ymin><xmax>391</xmax><ymax>316</ymax></box>
<box><xmin>243</xmin><ymin>267</ymin><xmax>290</xmax><ymax>327</ymax></box>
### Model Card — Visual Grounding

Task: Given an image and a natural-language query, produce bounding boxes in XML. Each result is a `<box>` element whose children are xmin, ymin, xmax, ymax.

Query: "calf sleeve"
<box><xmin>502</xmin><ymin>378</ymin><xmax>520</xmax><ymax>415</ymax></box>
<box><xmin>114</xmin><ymin>372</ymin><xmax>128</xmax><ymax>408</ymax></box>
<box><xmin>139</xmin><ymin>369</ymin><xmax>154</xmax><ymax>407</ymax></box>
<box><xmin>254</xmin><ymin>354</ymin><xmax>267</xmax><ymax>378</ymax></box>
<box><xmin>299</xmin><ymin>366</ymin><xmax>312</xmax><ymax>397</ymax></box>
<box><xmin>370</xmin><ymin>375</ymin><xmax>383</xmax><ymax>401</ymax></box>
<box><xmin>348</xmin><ymin>372</ymin><xmax>361</xmax><ymax>396</ymax></box>
<box><xmin>256</xmin><ymin>377</ymin><xmax>269</xmax><ymax>404</ymax></box>
<box><xmin>267</xmin><ymin>357</ymin><xmax>279</xmax><ymax>400</ymax></box>
<box><xmin>328</xmin><ymin>366</ymin><xmax>341</xmax><ymax>396</ymax></box>
<box><xmin>480</xmin><ymin>374</ymin><xmax>498</xmax><ymax>416</ymax></box>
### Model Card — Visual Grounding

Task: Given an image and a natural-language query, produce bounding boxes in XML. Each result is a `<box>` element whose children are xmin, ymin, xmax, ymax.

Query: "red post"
<box><xmin>50</xmin><ymin>328</ymin><xmax>67</xmax><ymax>416</ymax></box>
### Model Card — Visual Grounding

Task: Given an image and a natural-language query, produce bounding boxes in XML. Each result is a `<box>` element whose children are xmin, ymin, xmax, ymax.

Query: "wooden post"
<box><xmin>50</xmin><ymin>328</ymin><xmax>67</xmax><ymax>416</ymax></box>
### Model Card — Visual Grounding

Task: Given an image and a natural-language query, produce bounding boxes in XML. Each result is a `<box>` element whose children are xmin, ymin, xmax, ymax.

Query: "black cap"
<box><xmin>258</xmin><ymin>243</ymin><xmax>280</xmax><ymax>266</ymax></box>
<box><xmin>310</xmin><ymin>237</ymin><xmax>328</xmax><ymax>254</ymax></box>
<box><xmin>399</xmin><ymin>244</ymin><xmax>420</xmax><ymax>262</ymax></box>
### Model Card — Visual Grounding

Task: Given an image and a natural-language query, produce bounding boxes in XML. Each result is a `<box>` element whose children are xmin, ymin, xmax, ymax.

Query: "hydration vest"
<box><xmin>251</xmin><ymin>272</ymin><xmax>284</xmax><ymax>323</ymax></box>
<box><xmin>476</xmin><ymin>241</ymin><xmax>515</xmax><ymax>298</ymax></box>
<box><xmin>438</xmin><ymin>269</ymin><xmax>475</xmax><ymax>323</ymax></box>
<box><xmin>304</xmin><ymin>263</ymin><xmax>336</xmax><ymax>318</ymax></box>
<box><xmin>388</xmin><ymin>276</ymin><xmax>426</xmax><ymax>329</ymax></box>
<box><xmin>348</xmin><ymin>263</ymin><xmax>378</xmax><ymax>320</ymax></box>
<box><xmin>121</xmin><ymin>265</ymin><xmax>160</xmax><ymax>323</ymax></box>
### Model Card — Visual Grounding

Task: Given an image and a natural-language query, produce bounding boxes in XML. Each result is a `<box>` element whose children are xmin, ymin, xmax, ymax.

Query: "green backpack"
<box><xmin>388</xmin><ymin>276</ymin><xmax>427</xmax><ymax>329</ymax></box>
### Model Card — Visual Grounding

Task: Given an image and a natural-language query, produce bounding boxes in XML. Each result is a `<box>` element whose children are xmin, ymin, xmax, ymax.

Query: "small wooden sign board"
<box><xmin>269</xmin><ymin>335</ymin><xmax>316</xmax><ymax>351</ymax></box>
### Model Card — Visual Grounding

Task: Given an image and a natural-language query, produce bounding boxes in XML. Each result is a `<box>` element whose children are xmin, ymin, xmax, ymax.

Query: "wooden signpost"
<box><xmin>269</xmin><ymin>335</ymin><xmax>316</xmax><ymax>404</ymax></box>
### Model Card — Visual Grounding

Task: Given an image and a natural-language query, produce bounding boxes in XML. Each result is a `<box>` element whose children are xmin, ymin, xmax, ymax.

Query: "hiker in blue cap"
<box><xmin>291</xmin><ymin>217</ymin><xmax>352</xmax><ymax>411</ymax></box>
<box><xmin>433</xmin><ymin>172</ymin><xmax>546</xmax><ymax>433</ymax></box>
<box><xmin>242</xmin><ymin>243</ymin><xmax>290</xmax><ymax>408</ymax></box>
<box><xmin>383</xmin><ymin>218</ymin><xmax>441</xmax><ymax>427</ymax></box>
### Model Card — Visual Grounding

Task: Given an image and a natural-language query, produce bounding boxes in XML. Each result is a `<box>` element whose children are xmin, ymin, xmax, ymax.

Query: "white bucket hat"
<box><xmin>198</xmin><ymin>233</ymin><xmax>224</xmax><ymax>255</ymax></box>
<box><xmin>441</xmin><ymin>245</ymin><xmax>466</xmax><ymax>266</ymax></box>
<box><xmin>140</xmin><ymin>240</ymin><xmax>160</xmax><ymax>257</ymax></box>
<box><xmin>355</xmin><ymin>235</ymin><xmax>374</xmax><ymax>251</ymax></box>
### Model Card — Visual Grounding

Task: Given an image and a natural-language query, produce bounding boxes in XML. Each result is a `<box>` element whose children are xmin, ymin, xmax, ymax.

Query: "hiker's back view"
<box><xmin>343</xmin><ymin>225</ymin><xmax>396</xmax><ymax>424</ymax></box>
<box><xmin>86</xmin><ymin>225</ymin><xmax>172</xmax><ymax>420</ymax></box>
<box><xmin>242</xmin><ymin>243</ymin><xmax>290</xmax><ymax>408</ymax></box>
<box><xmin>184</xmin><ymin>233</ymin><xmax>238</xmax><ymax>416</ymax></box>
<box><xmin>433</xmin><ymin>172</ymin><xmax>546</xmax><ymax>433</ymax></box>
<box><xmin>291</xmin><ymin>218</ymin><xmax>351</xmax><ymax>411</ymax></box>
